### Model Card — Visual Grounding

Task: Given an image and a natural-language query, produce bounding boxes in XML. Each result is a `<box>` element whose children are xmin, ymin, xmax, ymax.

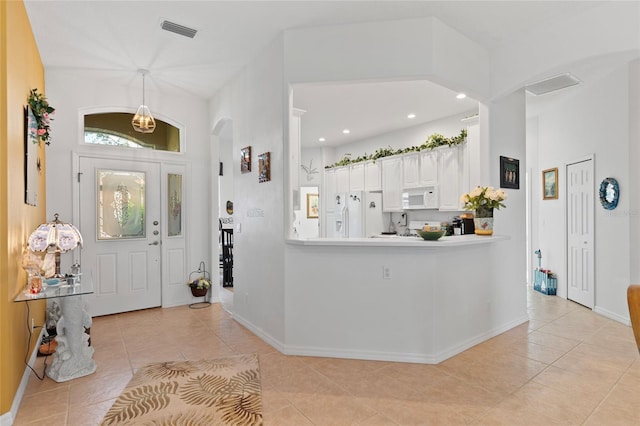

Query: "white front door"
<box><xmin>79</xmin><ymin>157</ymin><xmax>162</xmax><ymax>316</ymax></box>
<box><xmin>566</xmin><ymin>158</ymin><xmax>594</xmax><ymax>308</ymax></box>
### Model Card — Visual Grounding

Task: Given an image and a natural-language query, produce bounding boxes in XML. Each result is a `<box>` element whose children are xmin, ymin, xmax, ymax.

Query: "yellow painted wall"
<box><xmin>0</xmin><ymin>0</ymin><xmax>47</xmax><ymax>415</ymax></box>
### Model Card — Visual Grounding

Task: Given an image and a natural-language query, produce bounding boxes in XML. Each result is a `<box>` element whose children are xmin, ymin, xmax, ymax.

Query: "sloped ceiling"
<box><xmin>24</xmin><ymin>1</ymin><xmax>609</xmax><ymax>146</ymax></box>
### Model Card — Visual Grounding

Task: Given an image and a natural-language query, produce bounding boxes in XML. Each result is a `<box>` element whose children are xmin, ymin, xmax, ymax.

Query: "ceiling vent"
<box><xmin>525</xmin><ymin>73</ymin><xmax>581</xmax><ymax>96</ymax></box>
<box><xmin>161</xmin><ymin>20</ymin><xmax>197</xmax><ymax>38</ymax></box>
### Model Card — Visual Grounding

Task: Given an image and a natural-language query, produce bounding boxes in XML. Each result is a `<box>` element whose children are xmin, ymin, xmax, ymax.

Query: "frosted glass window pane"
<box><xmin>98</xmin><ymin>169</ymin><xmax>146</xmax><ymax>239</ymax></box>
<box><xmin>168</xmin><ymin>174</ymin><xmax>182</xmax><ymax>237</ymax></box>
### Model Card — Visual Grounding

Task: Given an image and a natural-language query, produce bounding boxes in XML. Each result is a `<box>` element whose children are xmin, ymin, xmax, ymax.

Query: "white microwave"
<box><xmin>402</xmin><ymin>187</ymin><xmax>438</xmax><ymax>210</ymax></box>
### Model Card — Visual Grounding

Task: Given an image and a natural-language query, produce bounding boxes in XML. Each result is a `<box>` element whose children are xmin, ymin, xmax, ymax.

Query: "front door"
<box><xmin>79</xmin><ymin>157</ymin><xmax>162</xmax><ymax>316</ymax></box>
<box><xmin>566</xmin><ymin>158</ymin><xmax>594</xmax><ymax>308</ymax></box>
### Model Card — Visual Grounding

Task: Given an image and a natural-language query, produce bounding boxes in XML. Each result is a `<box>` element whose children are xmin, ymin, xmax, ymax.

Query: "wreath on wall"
<box><xmin>27</xmin><ymin>88</ymin><xmax>55</xmax><ymax>145</ymax></box>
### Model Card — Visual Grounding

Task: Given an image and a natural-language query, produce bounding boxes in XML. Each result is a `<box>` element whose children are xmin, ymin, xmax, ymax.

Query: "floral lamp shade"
<box><xmin>28</xmin><ymin>213</ymin><xmax>83</xmax><ymax>253</ymax></box>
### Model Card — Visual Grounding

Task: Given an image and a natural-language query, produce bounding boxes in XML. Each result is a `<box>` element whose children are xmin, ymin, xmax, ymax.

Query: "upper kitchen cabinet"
<box><xmin>419</xmin><ymin>150</ymin><xmax>438</xmax><ymax>186</ymax></box>
<box><xmin>335</xmin><ymin>166</ymin><xmax>350</xmax><ymax>194</ymax></box>
<box><xmin>349</xmin><ymin>162</ymin><xmax>365</xmax><ymax>191</ymax></box>
<box><xmin>364</xmin><ymin>161</ymin><xmax>381</xmax><ymax>192</ymax></box>
<box><xmin>437</xmin><ymin>145</ymin><xmax>463</xmax><ymax>210</ymax></box>
<box><xmin>381</xmin><ymin>157</ymin><xmax>403</xmax><ymax>212</ymax></box>
<box><xmin>324</xmin><ymin>168</ymin><xmax>336</xmax><ymax>213</ymax></box>
<box><xmin>402</xmin><ymin>153</ymin><xmax>421</xmax><ymax>189</ymax></box>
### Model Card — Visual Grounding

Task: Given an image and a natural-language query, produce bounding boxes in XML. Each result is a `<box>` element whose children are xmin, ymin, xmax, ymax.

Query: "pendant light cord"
<box><xmin>142</xmin><ymin>71</ymin><xmax>146</xmax><ymax>106</ymax></box>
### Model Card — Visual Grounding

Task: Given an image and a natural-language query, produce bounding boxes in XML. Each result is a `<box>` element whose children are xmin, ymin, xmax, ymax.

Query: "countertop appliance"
<box><xmin>401</xmin><ymin>186</ymin><xmax>438</xmax><ymax>210</ymax></box>
<box><xmin>461</xmin><ymin>218</ymin><xmax>475</xmax><ymax>234</ymax></box>
<box><xmin>335</xmin><ymin>192</ymin><xmax>364</xmax><ymax>238</ymax></box>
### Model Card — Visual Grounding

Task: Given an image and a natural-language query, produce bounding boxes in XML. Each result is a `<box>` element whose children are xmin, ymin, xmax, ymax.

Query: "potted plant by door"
<box><xmin>188</xmin><ymin>277</ymin><xmax>211</xmax><ymax>297</ymax></box>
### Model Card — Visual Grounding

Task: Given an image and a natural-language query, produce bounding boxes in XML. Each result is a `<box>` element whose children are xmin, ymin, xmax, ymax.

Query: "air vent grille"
<box><xmin>161</xmin><ymin>20</ymin><xmax>197</xmax><ymax>38</ymax></box>
<box><xmin>526</xmin><ymin>73</ymin><xmax>581</xmax><ymax>96</ymax></box>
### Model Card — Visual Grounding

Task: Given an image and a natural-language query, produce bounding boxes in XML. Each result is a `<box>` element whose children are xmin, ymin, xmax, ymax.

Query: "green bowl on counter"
<box><xmin>416</xmin><ymin>229</ymin><xmax>445</xmax><ymax>241</ymax></box>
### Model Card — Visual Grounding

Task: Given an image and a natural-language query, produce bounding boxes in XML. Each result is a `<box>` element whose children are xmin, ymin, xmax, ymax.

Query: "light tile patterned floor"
<box><xmin>13</xmin><ymin>287</ymin><xmax>640</xmax><ymax>425</ymax></box>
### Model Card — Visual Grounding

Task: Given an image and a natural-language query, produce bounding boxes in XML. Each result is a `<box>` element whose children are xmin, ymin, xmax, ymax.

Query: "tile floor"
<box><xmin>13</xmin><ymin>287</ymin><xmax>640</xmax><ymax>425</ymax></box>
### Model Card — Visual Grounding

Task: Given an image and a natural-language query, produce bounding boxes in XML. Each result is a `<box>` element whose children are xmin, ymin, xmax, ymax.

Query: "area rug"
<box><xmin>100</xmin><ymin>353</ymin><xmax>263</xmax><ymax>425</ymax></box>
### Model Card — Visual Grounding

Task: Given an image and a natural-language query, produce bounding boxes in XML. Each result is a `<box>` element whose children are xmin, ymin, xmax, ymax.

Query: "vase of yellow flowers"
<box><xmin>460</xmin><ymin>186</ymin><xmax>507</xmax><ymax>235</ymax></box>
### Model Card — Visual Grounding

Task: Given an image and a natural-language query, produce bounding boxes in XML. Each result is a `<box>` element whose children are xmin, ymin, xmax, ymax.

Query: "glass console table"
<box><xmin>14</xmin><ymin>273</ymin><xmax>96</xmax><ymax>382</ymax></box>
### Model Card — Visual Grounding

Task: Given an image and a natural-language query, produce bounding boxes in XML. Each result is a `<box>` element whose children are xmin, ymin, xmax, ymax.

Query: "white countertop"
<box><xmin>287</xmin><ymin>234</ymin><xmax>509</xmax><ymax>247</ymax></box>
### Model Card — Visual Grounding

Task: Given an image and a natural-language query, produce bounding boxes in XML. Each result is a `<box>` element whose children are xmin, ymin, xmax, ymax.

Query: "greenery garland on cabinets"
<box><xmin>324</xmin><ymin>129</ymin><xmax>467</xmax><ymax>169</ymax></box>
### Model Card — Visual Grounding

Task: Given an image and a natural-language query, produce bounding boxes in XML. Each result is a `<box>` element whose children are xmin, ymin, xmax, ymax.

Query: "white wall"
<box><xmin>284</xmin><ymin>17</ymin><xmax>490</xmax><ymax>98</ymax></box>
<box><xmin>45</xmin><ymin>69</ymin><xmax>212</xmax><ymax>308</ymax></box>
<box><xmin>218</xmin><ymin>129</ymin><xmax>234</xmax><ymax>227</ymax></box>
<box><xmin>630</xmin><ymin>59</ymin><xmax>640</xmax><ymax>286</ymax></box>
<box><xmin>300</xmin><ymin>147</ymin><xmax>322</xmax><ymax>185</ymax></box>
<box><xmin>210</xmin><ymin>35</ymin><xmax>287</xmax><ymax>345</ymax></box>
<box><xmin>530</xmin><ymin>65</ymin><xmax>631</xmax><ymax>321</ymax></box>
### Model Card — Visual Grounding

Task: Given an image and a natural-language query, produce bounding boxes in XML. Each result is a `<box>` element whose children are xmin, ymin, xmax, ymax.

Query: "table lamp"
<box><xmin>28</xmin><ymin>213</ymin><xmax>83</xmax><ymax>278</ymax></box>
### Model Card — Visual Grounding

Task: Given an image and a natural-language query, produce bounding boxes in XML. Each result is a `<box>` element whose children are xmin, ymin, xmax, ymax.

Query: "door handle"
<box><xmin>148</xmin><ymin>241</ymin><xmax>160</xmax><ymax>246</ymax></box>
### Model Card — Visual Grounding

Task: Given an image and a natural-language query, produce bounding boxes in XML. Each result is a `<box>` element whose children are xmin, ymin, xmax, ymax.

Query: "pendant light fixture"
<box><xmin>132</xmin><ymin>69</ymin><xmax>156</xmax><ymax>133</ymax></box>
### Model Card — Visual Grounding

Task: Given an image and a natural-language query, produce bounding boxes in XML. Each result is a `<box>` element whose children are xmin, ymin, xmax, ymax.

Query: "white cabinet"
<box><xmin>402</xmin><ymin>153</ymin><xmax>420</xmax><ymax>189</ymax></box>
<box><xmin>324</xmin><ymin>168</ymin><xmax>336</xmax><ymax>213</ymax></box>
<box><xmin>335</xmin><ymin>167</ymin><xmax>350</xmax><ymax>194</ymax></box>
<box><xmin>381</xmin><ymin>157</ymin><xmax>403</xmax><ymax>212</ymax></box>
<box><xmin>349</xmin><ymin>163</ymin><xmax>365</xmax><ymax>191</ymax></box>
<box><xmin>364</xmin><ymin>161</ymin><xmax>381</xmax><ymax>192</ymax></box>
<box><xmin>419</xmin><ymin>150</ymin><xmax>438</xmax><ymax>186</ymax></box>
<box><xmin>437</xmin><ymin>146</ymin><xmax>462</xmax><ymax>210</ymax></box>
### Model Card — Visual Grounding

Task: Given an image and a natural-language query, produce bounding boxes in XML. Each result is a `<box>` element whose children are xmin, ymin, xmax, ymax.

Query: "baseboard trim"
<box><xmin>283</xmin><ymin>344</ymin><xmax>439</xmax><ymax>364</ymax></box>
<box><xmin>430</xmin><ymin>315</ymin><xmax>530</xmax><ymax>363</ymax></box>
<box><xmin>3</xmin><ymin>328</ymin><xmax>45</xmax><ymax>425</ymax></box>
<box><xmin>232</xmin><ymin>313</ymin><xmax>286</xmax><ymax>353</ymax></box>
<box><xmin>232</xmin><ymin>313</ymin><xmax>530</xmax><ymax>365</ymax></box>
<box><xmin>594</xmin><ymin>306</ymin><xmax>630</xmax><ymax>326</ymax></box>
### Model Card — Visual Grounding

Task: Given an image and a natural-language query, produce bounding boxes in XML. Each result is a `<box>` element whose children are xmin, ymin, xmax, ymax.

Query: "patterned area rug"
<box><xmin>101</xmin><ymin>353</ymin><xmax>263</xmax><ymax>425</ymax></box>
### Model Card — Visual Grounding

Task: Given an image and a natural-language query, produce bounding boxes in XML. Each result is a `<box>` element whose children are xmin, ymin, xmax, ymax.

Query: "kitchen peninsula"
<box><xmin>283</xmin><ymin>234</ymin><xmax>525</xmax><ymax>364</ymax></box>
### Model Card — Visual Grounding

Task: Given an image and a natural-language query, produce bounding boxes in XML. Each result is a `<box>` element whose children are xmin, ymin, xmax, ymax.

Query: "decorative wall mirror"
<box><xmin>599</xmin><ymin>177</ymin><xmax>619</xmax><ymax>210</ymax></box>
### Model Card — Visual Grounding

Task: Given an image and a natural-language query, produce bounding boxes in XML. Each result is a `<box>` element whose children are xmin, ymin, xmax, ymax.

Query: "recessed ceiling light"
<box><xmin>318</xmin><ymin>137</ymin><xmax>326</xmax><ymax>142</ymax></box>
<box><xmin>342</xmin><ymin>129</ymin><xmax>350</xmax><ymax>134</ymax></box>
<box><xmin>456</xmin><ymin>93</ymin><xmax>466</xmax><ymax>99</ymax></box>
<box><xmin>407</xmin><ymin>113</ymin><xmax>416</xmax><ymax>119</ymax></box>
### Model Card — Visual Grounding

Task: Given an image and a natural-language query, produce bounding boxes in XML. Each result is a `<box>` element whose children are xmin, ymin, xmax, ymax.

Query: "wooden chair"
<box><xmin>628</xmin><ymin>285</ymin><xmax>640</xmax><ymax>354</ymax></box>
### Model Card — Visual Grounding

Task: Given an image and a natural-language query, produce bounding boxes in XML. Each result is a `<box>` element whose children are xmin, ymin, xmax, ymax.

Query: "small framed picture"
<box><xmin>258</xmin><ymin>152</ymin><xmax>270</xmax><ymax>183</ymax></box>
<box><xmin>240</xmin><ymin>146</ymin><xmax>251</xmax><ymax>173</ymax></box>
<box><xmin>542</xmin><ymin>167</ymin><xmax>558</xmax><ymax>200</ymax></box>
<box><xmin>499</xmin><ymin>156</ymin><xmax>519</xmax><ymax>189</ymax></box>
<box><xmin>306</xmin><ymin>193</ymin><xmax>319</xmax><ymax>218</ymax></box>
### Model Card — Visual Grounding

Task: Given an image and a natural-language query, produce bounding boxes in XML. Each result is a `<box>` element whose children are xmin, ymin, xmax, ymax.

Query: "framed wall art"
<box><xmin>499</xmin><ymin>156</ymin><xmax>519</xmax><ymax>189</ymax></box>
<box><xmin>240</xmin><ymin>146</ymin><xmax>251</xmax><ymax>173</ymax></box>
<box><xmin>542</xmin><ymin>167</ymin><xmax>558</xmax><ymax>200</ymax></box>
<box><xmin>306</xmin><ymin>193</ymin><xmax>319</xmax><ymax>218</ymax></box>
<box><xmin>258</xmin><ymin>152</ymin><xmax>270</xmax><ymax>183</ymax></box>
